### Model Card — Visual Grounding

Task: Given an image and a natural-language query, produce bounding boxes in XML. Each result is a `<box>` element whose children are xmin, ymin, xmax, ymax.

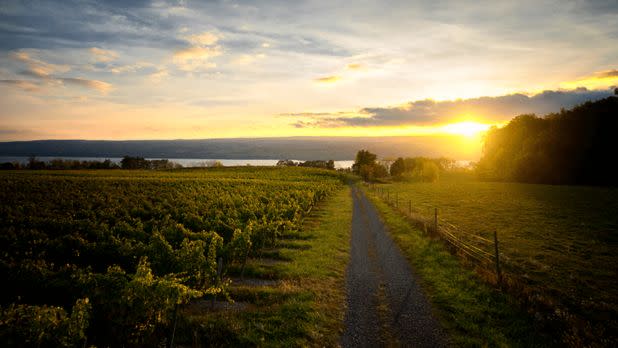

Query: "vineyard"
<box><xmin>367</xmin><ymin>173</ymin><xmax>618</xmax><ymax>345</ymax></box>
<box><xmin>0</xmin><ymin>167</ymin><xmax>345</xmax><ymax>346</ymax></box>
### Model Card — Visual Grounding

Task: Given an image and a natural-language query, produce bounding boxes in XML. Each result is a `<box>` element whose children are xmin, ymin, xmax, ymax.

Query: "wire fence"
<box><xmin>367</xmin><ymin>184</ymin><xmax>506</xmax><ymax>286</ymax></box>
<box><xmin>365</xmin><ymin>183</ymin><xmax>618</xmax><ymax>345</ymax></box>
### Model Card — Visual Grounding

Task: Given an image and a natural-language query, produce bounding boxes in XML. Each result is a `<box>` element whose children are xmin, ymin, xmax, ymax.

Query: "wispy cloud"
<box><xmin>89</xmin><ymin>47</ymin><xmax>118</xmax><ymax>63</ymax></box>
<box><xmin>110</xmin><ymin>61</ymin><xmax>155</xmax><ymax>74</ymax></box>
<box><xmin>173</xmin><ymin>46</ymin><xmax>222</xmax><ymax>71</ymax></box>
<box><xmin>346</xmin><ymin>63</ymin><xmax>364</xmax><ymax>70</ymax></box>
<box><xmin>149</xmin><ymin>68</ymin><xmax>168</xmax><ymax>83</ymax></box>
<box><xmin>60</xmin><ymin>78</ymin><xmax>113</xmax><ymax>93</ymax></box>
<box><xmin>232</xmin><ymin>53</ymin><xmax>265</xmax><ymax>65</ymax></box>
<box><xmin>315</xmin><ymin>75</ymin><xmax>341</xmax><ymax>84</ymax></box>
<box><xmin>596</xmin><ymin>69</ymin><xmax>618</xmax><ymax>79</ymax></box>
<box><xmin>186</xmin><ymin>32</ymin><xmax>219</xmax><ymax>46</ymax></box>
<box><xmin>0</xmin><ymin>79</ymin><xmax>42</xmax><ymax>92</ymax></box>
<box><xmin>291</xmin><ymin>87</ymin><xmax>615</xmax><ymax>128</ymax></box>
<box><xmin>561</xmin><ymin>69</ymin><xmax>618</xmax><ymax>89</ymax></box>
<box><xmin>6</xmin><ymin>50</ymin><xmax>113</xmax><ymax>94</ymax></box>
<box><xmin>10</xmin><ymin>50</ymin><xmax>70</xmax><ymax>78</ymax></box>
<box><xmin>173</xmin><ymin>31</ymin><xmax>222</xmax><ymax>71</ymax></box>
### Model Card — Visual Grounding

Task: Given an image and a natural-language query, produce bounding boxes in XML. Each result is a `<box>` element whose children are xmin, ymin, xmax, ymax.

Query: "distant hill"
<box><xmin>0</xmin><ymin>136</ymin><xmax>481</xmax><ymax>161</ymax></box>
<box><xmin>477</xmin><ymin>96</ymin><xmax>618</xmax><ymax>185</ymax></box>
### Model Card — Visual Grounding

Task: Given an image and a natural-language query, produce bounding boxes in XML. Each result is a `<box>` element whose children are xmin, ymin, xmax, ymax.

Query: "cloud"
<box><xmin>560</xmin><ymin>69</ymin><xmax>618</xmax><ymax>90</ymax></box>
<box><xmin>7</xmin><ymin>50</ymin><xmax>112</xmax><ymax>94</ymax></box>
<box><xmin>110</xmin><ymin>61</ymin><xmax>155</xmax><ymax>74</ymax></box>
<box><xmin>10</xmin><ymin>50</ymin><xmax>70</xmax><ymax>78</ymax></box>
<box><xmin>149</xmin><ymin>68</ymin><xmax>168</xmax><ymax>83</ymax></box>
<box><xmin>291</xmin><ymin>88</ymin><xmax>615</xmax><ymax>128</ymax></box>
<box><xmin>60</xmin><ymin>78</ymin><xmax>113</xmax><ymax>93</ymax></box>
<box><xmin>186</xmin><ymin>32</ymin><xmax>219</xmax><ymax>46</ymax></box>
<box><xmin>173</xmin><ymin>31</ymin><xmax>222</xmax><ymax>71</ymax></box>
<box><xmin>315</xmin><ymin>75</ymin><xmax>341</xmax><ymax>84</ymax></box>
<box><xmin>89</xmin><ymin>47</ymin><xmax>118</xmax><ymax>62</ymax></box>
<box><xmin>0</xmin><ymin>79</ymin><xmax>42</xmax><ymax>92</ymax></box>
<box><xmin>232</xmin><ymin>53</ymin><xmax>265</xmax><ymax>65</ymax></box>
<box><xmin>595</xmin><ymin>69</ymin><xmax>618</xmax><ymax>79</ymax></box>
<box><xmin>173</xmin><ymin>46</ymin><xmax>222</xmax><ymax>71</ymax></box>
<box><xmin>280</xmin><ymin>112</ymin><xmax>338</xmax><ymax>118</ymax></box>
<box><xmin>346</xmin><ymin>63</ymin><xmax>364</xmax><ymax>70</ymax></box>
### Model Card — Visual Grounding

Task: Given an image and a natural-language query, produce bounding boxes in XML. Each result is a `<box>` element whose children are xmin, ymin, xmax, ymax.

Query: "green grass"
<box><xmin>362</xmin><ymin>187</ymin><xmax>553</xmax><ymax>347</ymax></box>
<box><xmin>370</xmin><ymin>172</ymin><xmax>617</xmax><ymax>345</ymax></box>
<box><xmin>176</xmin><ymin>186</ymin><xmax>352</xmax><ymax>347</ymax></box>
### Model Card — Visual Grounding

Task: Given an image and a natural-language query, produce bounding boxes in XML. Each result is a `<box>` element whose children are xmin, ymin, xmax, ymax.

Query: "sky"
<box><xmin>0</xmin><ymin>0</ymin><xmax>617</xmax><ymax>142</ymax></box>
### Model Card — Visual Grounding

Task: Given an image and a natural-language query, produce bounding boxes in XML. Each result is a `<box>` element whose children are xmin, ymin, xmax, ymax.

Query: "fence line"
<box><xmin>368</xmin><ymin>183</ymin><xmax>504</xmax><ymax>285</ymax></box>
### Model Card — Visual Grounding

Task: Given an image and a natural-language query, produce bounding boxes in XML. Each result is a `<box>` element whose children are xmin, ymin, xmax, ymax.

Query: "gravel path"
<box><xmin>342</xmin><ymin>186</ymin><xmax>449</xmax><ymax>347</ymax></box>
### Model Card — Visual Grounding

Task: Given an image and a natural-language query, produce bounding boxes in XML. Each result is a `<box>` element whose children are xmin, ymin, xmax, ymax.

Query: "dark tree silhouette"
<box><xmin>390</xmin><ymin>157</ymin><xmax>406</xmax><ymax>177</ymax></box>
<box><xmin>476</xmin><ymin>97</ymin><xmax>618</xmax><ymax>185</ymax></box>
<box><xmin>352</xmin><ymin>150</ymin><xmax>387</xmax><ymax>181</ymax></box>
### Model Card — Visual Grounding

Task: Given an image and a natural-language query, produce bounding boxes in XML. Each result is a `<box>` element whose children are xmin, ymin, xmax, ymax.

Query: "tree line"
<box><xmin>1</xmin><ymin>157</ymin><xmax>340</xmax><ymax>171</ymax></box>
<box><xmin>352</xmin><ymin>149</ymin><xmax>454</xmax><ymax>182</ymax></box>
<box><xmin>276</xmin><ymin>159</ymin><xmax>336</xmax><ymax>169</ymax></box>
<box><xmin>476</xmin><ymin>96</ymin><xmax>618</xmax><ymax>185</ymax></box>
<box><xmin>0</xmin><ymin>156</ymin><xmax>185</xmax><ymax>170</ymax></box>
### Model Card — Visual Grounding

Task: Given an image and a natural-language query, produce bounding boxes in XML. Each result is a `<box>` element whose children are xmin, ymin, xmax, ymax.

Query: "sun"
<box><xmin>441</xmin><ymin>121</ymin><xmax>491</xmax><ymax>137</ymax></box>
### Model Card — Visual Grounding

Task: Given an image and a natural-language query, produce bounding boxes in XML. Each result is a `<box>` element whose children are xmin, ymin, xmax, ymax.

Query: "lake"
<box><xmin>0</xmin><ymin>156</ymin><xmax>355</xmax><ymax>169</ymax></box>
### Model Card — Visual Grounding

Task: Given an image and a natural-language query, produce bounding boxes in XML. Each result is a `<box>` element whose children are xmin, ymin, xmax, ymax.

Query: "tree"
<box><xmin>476</xmin><ymin>97</ymin><xmax>618</xmax><ymax>185</ymax></box>
<box><xmin>121</xmin><ymin>156</ymin><xmax>150</xmax><ymax>169</ymax></box>
<box><xmin>352</xmin><ymin>150</ymin><xmax>388</xmax><ymax>181</ymax></box>
<box><xmin>390</xmin><ymin>157</ymin><xmax>405</xmax><ymax>177</ymax></box>
<box><xmin>276</xmin><ymin>159</ymin><xmax>297</xmax><ymax>166</ymax></box>
<box><xmin>352</xmin><ymin>150</ymin><xmax>377</xmax><ymax>175</ymax></box>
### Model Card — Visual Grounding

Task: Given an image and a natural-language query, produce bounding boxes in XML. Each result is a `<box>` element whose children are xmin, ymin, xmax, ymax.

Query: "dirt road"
<box><xmin>342</xmin><ymin>186</ymin><xmax>449</xmax><ymax>347</ymax></box>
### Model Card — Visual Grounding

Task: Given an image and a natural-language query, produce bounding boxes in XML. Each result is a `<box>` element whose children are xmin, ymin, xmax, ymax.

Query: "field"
<box><xmin>0</xmin><ymin>167</ymin><xmax>348</xmax><ymax>347</ymax></box>
<box><xmin>372</xmin><ymin>173</ymin><xmax>617</xmax><ymax>344</ymax></box>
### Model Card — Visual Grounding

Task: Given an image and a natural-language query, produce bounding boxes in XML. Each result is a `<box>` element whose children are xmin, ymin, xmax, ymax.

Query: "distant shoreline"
<box><xmin>0</xmin><ymin>156</ymin><xmax>356</xmax><ymax>169</ymax></box>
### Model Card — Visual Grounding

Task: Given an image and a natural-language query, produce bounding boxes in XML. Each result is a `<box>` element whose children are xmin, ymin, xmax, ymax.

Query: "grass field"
<box><xmin>363</xmin><ymin>189</ymin><xmax>551</xmax><ymax>347</ymax></box>
<box><xmin>372</xmin><ymin>173</ymin><xmax>617</xmax><ymax>345</ymax></box>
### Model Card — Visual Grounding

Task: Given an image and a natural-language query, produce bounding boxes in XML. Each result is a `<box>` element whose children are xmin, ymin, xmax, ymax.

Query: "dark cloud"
<box><xmin>0</xmin><ymin>79</ymin><xmax>42</xmax><ymax>92</ymax></box>
<box><xmin>293</xmin><ymin>88</ymin><xmax>615</xmax><ymax>128</ymax></box>
<box><xmin>578</xmin><ymin>0</ymin><xmax>618</xmax><ymax>15</ymax></box>
<box><xmin>0</xmin><ymin>0</ymin><xmax>185</xmax><ymax>50</ymax></box>
<box><xmin>598</xmin><ymin>69</ymin><xmax>618</xmax><ymax>78</ymax></box>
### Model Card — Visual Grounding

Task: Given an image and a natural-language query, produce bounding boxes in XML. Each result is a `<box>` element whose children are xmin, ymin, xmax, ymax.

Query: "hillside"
<box><xmin>0</xmin><ymin>136</ymin><xmax>483</xmax><ymax>161</ymax></box>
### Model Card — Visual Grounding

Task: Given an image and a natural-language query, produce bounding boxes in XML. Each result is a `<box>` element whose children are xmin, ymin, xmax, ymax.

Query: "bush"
<box><xmin>0</xmin><ymin>298</ymin><xmax>91</xmax><ymax>347</ymax></box>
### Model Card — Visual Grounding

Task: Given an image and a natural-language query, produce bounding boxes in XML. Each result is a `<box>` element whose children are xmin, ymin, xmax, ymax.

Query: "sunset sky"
<box><xmin>1</xmin><ymin>0</ymin><xmax>617</xmax><ymax>141</ymax></box>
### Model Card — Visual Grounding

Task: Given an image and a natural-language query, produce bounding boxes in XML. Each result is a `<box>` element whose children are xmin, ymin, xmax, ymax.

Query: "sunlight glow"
<box><xmin>440</xmin><ymin>121</ymin><xmax>491</xmax><ymax>137</ymax></box>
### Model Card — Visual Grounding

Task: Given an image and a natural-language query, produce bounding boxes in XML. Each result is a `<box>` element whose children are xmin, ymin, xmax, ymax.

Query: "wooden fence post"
<box><xmin>212</xmin><ymin>257</ymin><xmax>223</xmax><ymax>308</ymax></box>
<box><xmin>494</xmin><ymin>230</ymin><xmax>502</xmax><ymax>287</ymax></box>
<box><xmin>169</xmin><ymin>304</ymin><xmax>178</xmax><ymax>348</ymax></box>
